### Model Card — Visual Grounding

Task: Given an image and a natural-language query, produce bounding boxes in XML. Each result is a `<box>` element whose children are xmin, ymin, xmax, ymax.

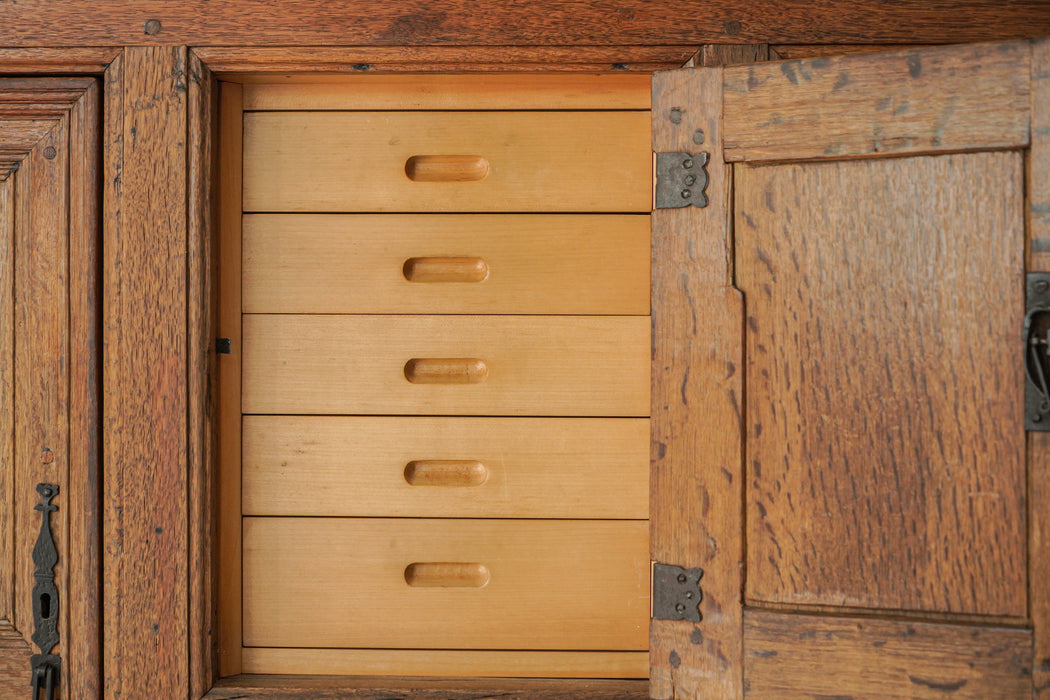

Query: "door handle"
<box><xmin>30</xmin><ymin>483</ymin><xmax>60</xmax><ymax>700</ymax></box>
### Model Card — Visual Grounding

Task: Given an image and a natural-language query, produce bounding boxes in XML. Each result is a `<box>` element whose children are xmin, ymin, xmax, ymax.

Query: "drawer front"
<box><xmin>242</xmin><ymin>416</ymin><xmax>650</xmax><ymax>518</ymax></box>
<box><xmin>242</xmin><ymin>111</ymin><xmax>651</xmax><ymax>212</ymax></box>
<box><xmin>242</xmin><ymin>214</ymin><xmax>651</xmax><ymax>315</ymax></box>
<box><xmin>242</xmin><ymin>517</ymin><xmax>650</xmax><ymax>650</ymax></box>
<box><xmin>241</xmin><ymin>314</ymin><xmax>650</xmax><ymax>416</ymax></box>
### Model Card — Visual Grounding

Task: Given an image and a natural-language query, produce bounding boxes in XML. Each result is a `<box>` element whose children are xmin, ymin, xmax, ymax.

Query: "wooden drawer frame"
<box><xmin>202</xmin><ymin>52</ymin><xmax>683</xmax><ymax>697</ymax></box>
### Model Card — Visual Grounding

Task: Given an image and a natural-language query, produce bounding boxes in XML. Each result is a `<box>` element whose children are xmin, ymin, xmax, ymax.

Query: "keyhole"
<box><xmin>40</xmin><ymin>593</ymin><xmax>51</xmax><ymax>619</ymax></box>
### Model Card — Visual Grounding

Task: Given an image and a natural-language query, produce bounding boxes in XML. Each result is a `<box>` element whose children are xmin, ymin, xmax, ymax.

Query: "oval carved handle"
<box><xmin>403</xmin><ymin>257</ymin><xmax>489</xmax><ymax>284</ymax></box>
<box><xmin>404</xmin><ymin>562</ymin><xmax>491</xmax><ymax>588</ymax></box>
<box><xmin>404</xmin><ymin>460</ymin><xmax>489</xmax><ymax>487</ymax></box>
<box><xmin>404</xmin><ymin>358</ymin><xmax>488</xmax><ymax>384</ymax></box>
<box><xmin>405</xmin><ymin>155</ymin><xmax>490</xmax><ymax>182</ymax></box>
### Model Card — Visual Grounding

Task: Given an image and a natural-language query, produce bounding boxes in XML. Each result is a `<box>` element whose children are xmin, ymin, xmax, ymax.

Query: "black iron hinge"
<box><xmin>30</xmin><ymin>483</ymin><xmax>60</xmax><ymax>700</ymax></box>
<box><xmin>652</xmin><ymin>563</ymin><xmax>703</xmax><ymax>622</ymax></box>
<box><xmin>1027</xmin><ymin>273</ymin><xmax>1050</xmax><ymax>430</ymax></box>
<box><xmin>655</xmin><ymin>151</ymin><xmax>710</xmax><ymax>209</ymax></box>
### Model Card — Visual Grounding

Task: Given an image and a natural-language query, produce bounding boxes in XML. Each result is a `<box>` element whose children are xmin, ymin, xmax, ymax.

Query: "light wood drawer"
<box><xmin>242</xmin><ymin>111</ymin><xmax>651</xmax><ymax>212</ymax></box>
<box><xmin>242</xmin><ymin>416</ymin><xmax>649</xmax><ymax>518</ymax></box>
<box><xmin>242</xmin><ymin>214</ymin><xmax>650</xmax><ymax>314</ymax></box>
<box><xmin>242</xmin><ymin>517</ymin><xmax>649</xmax><ymax>650</ymax></box>
<box><xmin>241</xmin><ymin>314</ymin><xmax>650</xmax><ymax>416</ymax></box>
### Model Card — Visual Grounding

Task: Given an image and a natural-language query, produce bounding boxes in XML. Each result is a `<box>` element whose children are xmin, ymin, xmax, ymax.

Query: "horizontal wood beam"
<box><xmin>2</xmin><ymin>1</ymin><xmax>1050</xmax><ymax>47</ymax></box>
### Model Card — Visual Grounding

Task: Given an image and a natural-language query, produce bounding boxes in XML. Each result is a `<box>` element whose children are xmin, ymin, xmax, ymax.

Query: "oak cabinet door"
<box><xmin>651</xmin><ymin>41</ymin><xmax>1040</xmax><ymax>698</ymax></box>
<box><xmin>0</xmin><ymin>78</ymin><xmax>100</xmax><ymax>698</ymax></box>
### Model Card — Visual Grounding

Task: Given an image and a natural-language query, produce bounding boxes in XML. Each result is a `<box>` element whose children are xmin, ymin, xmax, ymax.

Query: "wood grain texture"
<box><xmin>242</xmin><ymin>111</ymin><xmax>651</xmax><ymax>213</ymax></box>
<box><xmin>3</xmin><ymin>1</ymin><xmax>1050</xmax><ymax>46</ymax></box>
<box><xmin>240</xmin><ymin>73</ymin><xmax>651</xmax><ymax>109</ymax></box>
<box><xmin>242</xmin><ymin>214</ymin><xmax>650</xmax><ymax>314</ymax></box>
<box><xmin>65</xmin><ymin>79</ymin><xmax>102</xmax><ymax>700</ymax></box>
<box><xmin>187</xmin><ymin>51</ymin><xmax>216</xmax><ymax>699</ymax></box>
<box><xmin>242</xmin><ymin>517</ymin><xmax>649</xmax><ymax>651</ymax></box>
<box><xmin>743</xmin><ymin>610</ymin><xmax>1032</xmax><ymax>699</ymax></box>
<box><xmin>724</xmin><ymin>41</ymin><xmax>1031</xmax><ymax>162</ymax></box>
<box><xmin>242</xmin><ymin>416</ymin><xmax>649</xmax><ymax>518</ymax></box>
<box><xmin>241</xmin><ymin>315</ymin><xmax>650</xmax><ymax>416</ymax></box>
<box><xmin>770</xmin><ymin>44</ymin><xmax>927</xmax><ymax>60</ymax></box>
<box><xmin>650</xmin><ymin>66</ymin><xmax>744</xmax><ymax>699</ymax></box>
<box><xmin>103</xmin><ymin>46</ymin><xmax>188</xmax><ymax>700</ymax></box>
<box><xmin>207</xmin><ymin>674</ymin><xmax>648</xmax><ymax>699</ymax></box>
<box><xmin>240</xmin><ymin>650</ymin><xmax>648</xmax><ymax>680</ymax></box>
<box><xmin>0</xmin><ymin>47</ymin><xmax>120</xmax><ymax>73</ymax></box>
<box><xmin>1032</xmin><ymin>38</ymin><xmax>1050</xmax><ymax>271</ymax></box>
<box><xmin>199</xmin><ymin>46</ymin><xmax>694</xmax><ymax>74</ymax></box>
<box><xmin>0</xmin><ymin>180</ymin><xmax>10</xmax><ymax>628</ymax></box>
<box><xmin>737</xmin><ymin>153</ymin><xmax>1026</xmax><ymax>616</ymax></box>
<box><xmin>215</xmin><ymin>80</ymin><xmax>243</xmax><ymax>679</ymax></box>
<box><xmin>14</xmin><ymin>118</ymin><xmax>70</xmax><ymax>681</ymax></box>
<box><xmin>700</xmin><ymin>43</ymin><xmax>769</xmax><ymax>66</ymax></box>
<box><xmin>1032</xmin><ymin>37</ymin><xmax>1050</xmax><ymax>699</ymax></box>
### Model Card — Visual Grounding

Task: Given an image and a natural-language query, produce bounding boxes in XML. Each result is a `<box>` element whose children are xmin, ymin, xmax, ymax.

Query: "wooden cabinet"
<box><xmin>217</xmin><ymin>75</ymin><xmax>652</xmax><ymax>679</ymax></box>
<box><xmin>3</xmin><ymin>11</ymin><xmax>1050</xmax><ymax>697</ymax></box>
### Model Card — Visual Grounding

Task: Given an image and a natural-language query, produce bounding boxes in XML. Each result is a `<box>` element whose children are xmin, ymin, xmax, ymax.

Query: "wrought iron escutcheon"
<box><xmin>30</xmin><ymin>483</ymin><xmax>60</xmax><ymax>700</ymax></box>
<box><xmin>1026</xmin><ymin>273</ymin><xmax>1050</xmax><ymax>430</ymax></box>
<box><xmin>652</xmin><ymin>563</ymin><xmax>703</xmax><ymax>622</ymax></box>
<box><xmin>655</xmin><ymin>151</ymin><xmax>710</xmax><ymax>209</ymax></box>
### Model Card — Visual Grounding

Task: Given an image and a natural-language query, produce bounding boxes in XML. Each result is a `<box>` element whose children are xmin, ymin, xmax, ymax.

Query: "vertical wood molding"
<box><xmin>66</xmin><ymin>79</ymin><xmax>102</xmax><ymax>700</ymax></box>
<box><xmin>188</xmin><ymin>50</ymin><xmax>217</xmax><ymax>698</ymax></box>
<box><xmin>1030</xmin><ymin>36</ymin><xmax>1050</xmax><ymax>699</ymax></box>
<box><xmin>650</xmin><ymin>67</ymin><xmax>744</xmax><ymax>699</ymax></box>
<box><xmin>103</xmin><ymin>46</ymin><xmax>189</xmax><ymax>699</ymax></box>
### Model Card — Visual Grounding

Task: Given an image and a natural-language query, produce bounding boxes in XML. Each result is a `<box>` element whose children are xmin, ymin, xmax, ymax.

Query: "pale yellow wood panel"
<box><xmin>241</xmin><ymin>315</ymin><xmax>650</xmax><ymax>416</ymax></box>
<box><xmin>242</xmin><ymin>73</ymin><xmax>652</xmax><ymax>110</ymax></box>
<box><xmin>744</xmin><ymin>610</ymin><xmax>1032</xmax><ymax>699</ymax></box>
<box><xmin>737</xmin><ymin>153</ymin><xmax>1026</xmax><ymax>616</ymax></box>
<box><xmin>724</xmin><ymin>41</ymin><xmax>1030</xmax><ymax>162</ymax></box>
<box><xmin>242</xmin><ymin>518</ymin><xmax>649</xmax><ymax>650</ymax></box>
<box><xmin>241</xmin><ymin>648</ymin><xmax>649</xmax><ymax>679</ymax></box>
<box><xmin>242</xmin><ymin>214</ymin><xmax>651</xmax><ymax>314</ymax></box>
<box><xmin>242</xmin><ymin>416</ymin><xmax>649</xmax><ymax>518</ymax></box>
<box><xmin>242</xmin><ymin>111</ymin><xmax>651</xmax><ymax>212</ymax></box>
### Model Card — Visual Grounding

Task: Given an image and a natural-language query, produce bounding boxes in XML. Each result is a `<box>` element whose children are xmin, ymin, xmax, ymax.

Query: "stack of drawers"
<box><xmin>229</xmin><ymin>75</ymin><xmax>652</xmax><ymax>678</ymax></box>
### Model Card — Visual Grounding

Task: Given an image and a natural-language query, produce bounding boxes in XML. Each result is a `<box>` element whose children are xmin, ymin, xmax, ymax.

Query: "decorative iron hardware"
<box><xmin>30</xmin><ymin>483</ymin><xmax>60</xmax><ymax>700</ymax></box>
<box><xmin>652</xmin><ymin>563</ymin><xmax>703</xmax><ymax>622</ymax></box>
<box><xmin>216</xmin><ymin>337</ymin><xmax>232</xmax><ymax>354</ymax></box>
<box><xmin>1026</xmin><ymin>273</ymin><xmax>1050</xmax><ymax>430</ymax></box>
<box><xmin>655</xmin><ymin>151</ymin><xmax>709</xmax><ymax>209</ymax></box>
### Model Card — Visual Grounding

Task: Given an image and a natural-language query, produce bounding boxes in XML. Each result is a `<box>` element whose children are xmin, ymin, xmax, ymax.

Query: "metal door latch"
<box><xmin>655</xmin><ymin>152</ymin><xmax>709</xmax><ymax>209</ymax></box>
<box><xmin>652</xmin><ymin>563</ymin><xmax>703</xmax><ymax>622</ymax></box>
<box><xmin>1026</xmin><ymin>273</ymin><xmax>1050</xmax><ymax>430</ymax></box>
<box><xmin>30</xmin><ymin>483</ymin><xmax>60</xmax><ymax>700</ymax></box>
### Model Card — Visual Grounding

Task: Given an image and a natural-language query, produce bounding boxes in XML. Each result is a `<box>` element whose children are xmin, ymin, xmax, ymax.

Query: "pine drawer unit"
<box><xmin>217</xmin><ymin>74</ymin><xmax>653</xmax><ymax>679</ymax></box>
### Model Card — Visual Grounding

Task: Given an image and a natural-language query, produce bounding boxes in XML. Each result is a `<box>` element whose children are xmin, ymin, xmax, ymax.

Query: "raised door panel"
<box><xmin>0</xmin><ymin>78</ymin><xmax>100</xmax><ymax>698</ymax></box>
<box><xmin>651</xmin><ymin>41</ymin><xmax>1037</xmax><ymax>699</ymax></box>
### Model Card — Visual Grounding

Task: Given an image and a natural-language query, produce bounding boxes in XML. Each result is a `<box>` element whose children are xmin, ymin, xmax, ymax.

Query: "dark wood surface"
<box><xmin>207</xmin><ymin>675</ymin><xmax>649</xmax><ymax>699</ymax></box>
<box><xmin>743</xmin><ymin>610</ymin><xmax>1032</xmax><ymax>699</ymax></box>
<box><xmin>102</xmin><ymin>46</ymin><xmax>190</xmax><ymax>699</ymax></box>
<box><xmin>736</xmin><ymin>152</ymin><xmax>1026</xmax><ymax>616</ymax></box>
<box><xmin>650</xmin><ymin>67</ymin><xmax>744</xmax><ymax>699</ymax></box>
<box><xmin>3</xmin><ymin>1</ymin><xmax>1050</xmax><ymax>47</ymax></box>
<box><xmin>193</xmin><ymin>45</ymin><xmax>696</xmax><ymax>73</ymax></box>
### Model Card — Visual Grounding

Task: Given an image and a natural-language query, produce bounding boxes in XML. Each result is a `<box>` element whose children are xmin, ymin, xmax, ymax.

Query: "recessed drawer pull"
<box><xmin>404</xmin><ymin>562</ymin><xmax>491</xmax><ymax>588</ymax></box>
<box><xmin>404</xmin><ymin>460</ymin><xmax>489</xmax><ymax>487</ymax></box>
<box><xmin>405</xmin><ymin>155</ymin><xmax>490</xmax><ymax>182</ymax></box>
<box><xmin>402</xmin><ymin>256</ymin><xmax>489</xmax><ymax>284</ymax></box>
<box><xmin>404</xmin><ymin>358</ymin><xmax>488</xmax><ymax>384</ymax></box>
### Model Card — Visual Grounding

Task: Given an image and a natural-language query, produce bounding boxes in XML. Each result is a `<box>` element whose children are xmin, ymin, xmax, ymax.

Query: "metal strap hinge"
<box><xmin>655</xmin><ymin>151</ymin><xmax>710</xmax><ymax>209</ymax></box>
<box><xmin>652</xmin><ymin>563</ymin><xmax>703</xmax><ymax>622</ymax></box>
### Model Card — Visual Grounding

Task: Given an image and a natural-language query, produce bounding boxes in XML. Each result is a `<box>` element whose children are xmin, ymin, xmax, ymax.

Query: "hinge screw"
<box><xmin>684</xmin><ymin>174</ymin><xmax>697</xmax><ymax>186</ymax></box>
<box><xmin>682</xmin><ymin>158</ymin><xmax>694</xmax><ymax>169</ymax></box>
<box><xmin>681</xmin><ymin>189</ymin><xmax>692</xmax><ymax>199</ymax></box>
<box><xmin>1037</xmin><ymin>280</ymin><xmax>1050</xmax><ymax>294</ymax></box>
<box><xmin>675</xmin><ymin>603</ymin><xmax>686</xmax><ymax>614</ymax></box>
<box><xmin>1034</xmin><ymin>414</ymin><xmax>1043</xmax><ymax>423</ymax></box>
<box><xmin>677</xmin><ymin>573</ymin><xmax>687</xmax><ymax>583</ymax></box>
